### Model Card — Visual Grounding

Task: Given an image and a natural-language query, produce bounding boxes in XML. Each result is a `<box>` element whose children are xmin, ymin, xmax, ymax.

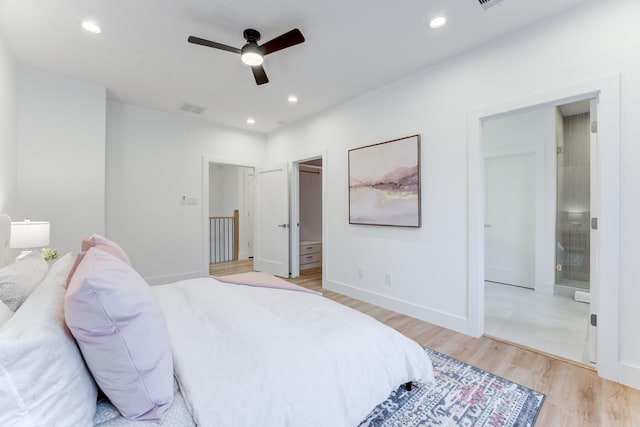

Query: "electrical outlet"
<box><xmin>385</xmin><ymin>272</ymin><xmax>392</xmax><ymax>285</ymax></box>
<box><xmin>358</xmin><ymin>267</ymin><xmax>364</xmax><ymax>279</ymax></box>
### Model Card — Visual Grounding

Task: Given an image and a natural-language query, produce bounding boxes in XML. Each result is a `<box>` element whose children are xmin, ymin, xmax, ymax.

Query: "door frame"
<box><xmin>242</xmin><ymin>168</ymin><xmax>255</xmax><ymax>259</ymax></box>
<box><xmin>467</xmin><ymin>75</ymin><xmax>621</xmax><ymax>382</ymax></box>
<box><xmin>201</xmin><ymin>156</ymin><xmax>257</xmax><ymax>276</ymax></box>
<box><xmin>290</xmin><ymin>150</ymin><xmax>327</xmax><ymax>279</ymax></box>
<box><xmin>588</xmin><ymin>98</ymin><xmax>599</xmax><ymax>364</ymax></box>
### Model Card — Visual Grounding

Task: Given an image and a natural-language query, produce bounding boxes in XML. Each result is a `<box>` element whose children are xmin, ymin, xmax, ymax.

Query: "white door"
<box><xmin>485</xmin><ymin>153</ymin><xmax>536</xmax><ymax>288</ymax></box>
<box><xmin>253</xmin><ymin>164</ymin><xmax>290</xmax><ymax>277</ymax></box>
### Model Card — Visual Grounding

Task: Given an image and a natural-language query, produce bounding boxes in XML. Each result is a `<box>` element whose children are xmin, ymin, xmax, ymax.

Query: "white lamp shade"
<box><xmin>10</xmin><ymin>220</ymin><xmax>50</xmax><ymax>249</ymax></box>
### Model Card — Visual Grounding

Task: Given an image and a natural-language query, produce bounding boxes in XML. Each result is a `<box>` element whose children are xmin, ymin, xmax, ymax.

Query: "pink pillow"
<box><xmin>65</xmin><ymin>252</ymin><xmax>86</xmax><ymax>288</ymax></box>
<box><xmin>65</xmin><ymin>247</ymin><xmax>173</xmax><ymax>421</ymax></box>
<box><xmin>66</xmin><ymin>234</ymin><xmax>130</xmax><ymax>288</ymax></box>
<box><xmin>81</xmin><ymin>234</ymin><xmax>131</xmax><ymax>264</ymax></box>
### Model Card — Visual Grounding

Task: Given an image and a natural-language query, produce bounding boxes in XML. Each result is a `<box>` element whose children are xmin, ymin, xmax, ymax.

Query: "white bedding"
<box><xmin>153</xmin><ymin>277</ymin><xmax>434</xmax><ymax>427</ymax></box>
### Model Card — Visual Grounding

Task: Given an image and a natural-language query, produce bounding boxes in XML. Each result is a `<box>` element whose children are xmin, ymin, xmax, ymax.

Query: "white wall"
<box><xmin>0</xmin><ymin>31</ymin><xmax>17</xmax><ymax>214</ymax></box>
<box><xmin>266</xmin><ymin>0</ymin><xmax>640</xmax><ymax>387</ymax></box>
<box><xmin>16</xmin><ymin>67</ymin><xmax>106</xmax><ymax>254</ymax></box>
<box><xmin>209</xmin><ymin>163</ymin><xmax>241</xmax><ymax>217</ymax></box>
<box><xmin>106</xmin><ymin>100</ymin><xmax>266</xmax><ymax>283</ymax></box>
<box><xmin>482</xmin><ymin>107</ymin><xmax>556</xmax><ymax>294</ymax></box>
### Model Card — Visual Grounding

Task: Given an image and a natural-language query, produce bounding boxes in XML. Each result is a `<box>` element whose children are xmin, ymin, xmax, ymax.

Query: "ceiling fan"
<box><xmin>188</xmin><ymin>28</ymin><xmax>305</xmax><ymax>85</ymax></box>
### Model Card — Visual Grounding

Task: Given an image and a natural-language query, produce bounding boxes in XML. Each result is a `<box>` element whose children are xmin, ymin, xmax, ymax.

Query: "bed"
<box><xmin>0</xmin><ymin>214</ymin><xmax>434</xmax><ymax>426</ymax></box>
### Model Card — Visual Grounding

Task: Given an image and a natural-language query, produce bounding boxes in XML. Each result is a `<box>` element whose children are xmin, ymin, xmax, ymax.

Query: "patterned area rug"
<box><xmin>360</xmin><ymin>348</ymin><xmax>545</xmax><ymax>427</ymax></box>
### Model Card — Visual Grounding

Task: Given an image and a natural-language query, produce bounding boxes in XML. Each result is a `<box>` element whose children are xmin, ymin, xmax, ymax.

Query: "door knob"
<box><xmin>278</xmin><ymin>224</ymin><xmax>288</xmax><ymax>228</ymax></box>
<box><xmin>484</xmin><ymin>224</ymin><xmax>492</xmax><ymax>228</ymax></box>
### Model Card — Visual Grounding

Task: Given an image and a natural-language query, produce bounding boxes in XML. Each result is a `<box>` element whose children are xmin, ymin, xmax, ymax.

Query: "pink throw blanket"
<box><xmin>211</xmin><ymin>272</ymin><xmax>322</xmax><ymax>296</ymax></box>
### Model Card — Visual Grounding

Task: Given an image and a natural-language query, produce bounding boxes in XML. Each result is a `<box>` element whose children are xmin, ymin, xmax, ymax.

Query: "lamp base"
<box><xmin>15</xmin><ymin>250</ymin><xmax>35</xmax><ymax>261</ymax></box>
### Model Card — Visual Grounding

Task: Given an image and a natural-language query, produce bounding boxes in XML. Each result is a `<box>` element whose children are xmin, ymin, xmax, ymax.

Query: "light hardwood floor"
<box><xmin>211</xmin><ymin>260</ymin><xmax>640</xmax><ymax>426</ymax></box>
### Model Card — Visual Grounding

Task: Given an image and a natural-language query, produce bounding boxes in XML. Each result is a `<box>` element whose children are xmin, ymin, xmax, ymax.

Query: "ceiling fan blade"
<box><xmin>261</xmin><ymin>28</ymin><xmax>305</xmax><ymax>56</ymax></box>
<box><xmin>251</xmin><ymin>65</ymin><xmax>269</xmax><ymax>85</ymax></box>
<box><xmin>187</xmin><ymin>36</ymin><xmax>241</xmax><ymax>54</ymax></box>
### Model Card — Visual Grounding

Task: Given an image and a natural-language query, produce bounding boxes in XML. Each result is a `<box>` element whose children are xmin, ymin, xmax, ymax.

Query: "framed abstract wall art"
<box><xmin>348</xmin><ymin>134</ymin><xmax>421</xmax><ymax>227</ymax></box>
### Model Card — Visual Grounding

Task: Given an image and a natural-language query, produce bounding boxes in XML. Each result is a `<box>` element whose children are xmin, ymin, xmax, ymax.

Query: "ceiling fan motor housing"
<box><xmin>243</xmin><ymin>29</ymin><xmax>261</xmax><ymax>43</ymax></box>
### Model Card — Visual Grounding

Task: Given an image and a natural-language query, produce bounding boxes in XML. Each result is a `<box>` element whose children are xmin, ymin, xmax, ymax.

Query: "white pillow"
<box><xmin>0</xmin><ymin>252</ymin><xmax>98</xmax><ymax>426</ymax></box>
<box><xmin>0</xmin><ymin>251</ymin><xmax>48</xmax><ymax>311</ymax></box>
<box><xmin>0</xmin><ymin>300</ymin><xmax>12</xmax><ymax>326</ymax></box>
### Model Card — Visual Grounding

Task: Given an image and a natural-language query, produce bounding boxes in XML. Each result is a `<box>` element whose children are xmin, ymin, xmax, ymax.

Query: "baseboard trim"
<box><xmin>325</xmin><ymin>278</ymin><xmax>468</xmax><ymax>334</ymax></box>
<box><xmin>619</xmin><ymin>361</ymin><xmax>640</xmax><ymax>390</ymax></box>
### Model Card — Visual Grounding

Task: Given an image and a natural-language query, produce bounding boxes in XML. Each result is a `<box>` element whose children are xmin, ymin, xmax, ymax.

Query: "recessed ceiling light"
<box><xmin>81</xmin><ymin>20</ymin><xmax>102</xmax><ymax>34</ymax></box>
<box><xmin>246</xmin><ymin>118</ymin><xmax>255</xmax><ymax>125</ymax></box>
<box><xmin>429</xmin><ymin>16</ymin><xmax>447</xmax><ymax>29</ymax></box>
<box><xmin>288</xmin><ymin>95</ymin><xmax>298</xmax><ymax>104</ymax></box>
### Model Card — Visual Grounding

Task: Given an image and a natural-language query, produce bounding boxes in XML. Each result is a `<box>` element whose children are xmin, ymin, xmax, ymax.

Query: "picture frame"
<box><xmin>348</xmin><ymin>134</ymin><xmax>421</xmax><ymax>227</ymax></box>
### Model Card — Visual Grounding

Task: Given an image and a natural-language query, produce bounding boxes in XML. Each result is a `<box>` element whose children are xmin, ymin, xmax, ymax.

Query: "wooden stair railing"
<box><xmin>209</xmin><ymin>209</ymin><xmax>239</xmax><ymax>263</ymax></box>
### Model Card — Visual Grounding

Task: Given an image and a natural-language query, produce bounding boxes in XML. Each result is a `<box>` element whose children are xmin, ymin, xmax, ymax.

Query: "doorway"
<box><xmin>482</xmin><ymin>100</ymin><xmax>595</xmax><ymax>365</ymax></box>
<box><xmin>290</xmin><ymin>152</ymin><xmax>327</xmax><ymax>279</ymax></box>
<box><xmin>204</xmin><ymin>160</ymin><xmax>255</xmax><ymax>271</ymax></box>
<box><xmin>251</xmin><ymin>152</ymin><xmax>327</xmax><ymax>280</ymax></box>
<box><xmin>468</xmin><ymin>75</ymin><xmax>620</xmax><ymax>381</ymax></box>
<box><xmin>297</xmin><ymin>159</ymin><xmax>323</xmax><ymax>275</ymax></box>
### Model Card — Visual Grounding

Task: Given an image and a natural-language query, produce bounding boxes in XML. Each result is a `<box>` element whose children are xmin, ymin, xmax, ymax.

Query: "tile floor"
<box><xmin>484</xmin><ymin>281</ymin><xmax>593</xmax><ymax>365</ymax></box>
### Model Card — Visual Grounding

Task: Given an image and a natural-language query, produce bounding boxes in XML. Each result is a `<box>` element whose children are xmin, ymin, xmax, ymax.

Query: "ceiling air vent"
<box><xmin>474</xmin><ymin>0</ymin><xmax>504</xmax><ymax>11</ymax></box>
<box><xmin>179</xmin><ymin>103</ymin><xmax>206</xmax><ymax>115</ymax></box>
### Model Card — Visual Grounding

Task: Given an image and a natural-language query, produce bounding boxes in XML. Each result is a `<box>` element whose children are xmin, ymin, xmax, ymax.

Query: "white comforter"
<box><xmin>153</xmin><ymin>277</ymin><xmax>434</xmax><ymax>427</ymax></box>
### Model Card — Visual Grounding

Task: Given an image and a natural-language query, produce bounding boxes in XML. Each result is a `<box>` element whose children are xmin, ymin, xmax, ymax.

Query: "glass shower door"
<box><xmin>555</xmin><ymin>111</ymin><xmax>590</xmax><ymax>290</ymax></box>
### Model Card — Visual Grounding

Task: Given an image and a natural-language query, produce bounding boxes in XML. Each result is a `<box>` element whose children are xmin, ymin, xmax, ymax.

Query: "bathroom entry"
<box><xmin>483</xmin><ymin>98</ymin><xmax>598</xmax><ymax>365</ymax></box>
<box><xmin>484</xmin><ymin>99</ymin><xmax>596</xmax><ymax>295</ymax></box>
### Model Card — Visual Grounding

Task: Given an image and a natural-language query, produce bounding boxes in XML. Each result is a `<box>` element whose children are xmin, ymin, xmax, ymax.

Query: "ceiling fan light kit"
<box><xmin>241</xmin><ymin>44</ymin><xmax>263</xmax><ymax>66</ymax></box>
<box><xmin>188</xmin><ymin>28</ymin><xmax>305</xmax><ymax>85</ymax></box>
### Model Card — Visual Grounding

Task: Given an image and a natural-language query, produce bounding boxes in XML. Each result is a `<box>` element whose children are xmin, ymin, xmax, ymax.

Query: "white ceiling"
<box><xmin>0</xmin><ymin>0</ymin><xmax>586</xmax><ymax>134</ymax></box>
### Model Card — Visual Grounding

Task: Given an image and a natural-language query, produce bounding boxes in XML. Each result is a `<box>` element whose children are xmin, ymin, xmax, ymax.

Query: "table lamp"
<box><xmin>10</xmin><ymin>219</ymin><xmax>50</xmax><ymax>260</ymax></box>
